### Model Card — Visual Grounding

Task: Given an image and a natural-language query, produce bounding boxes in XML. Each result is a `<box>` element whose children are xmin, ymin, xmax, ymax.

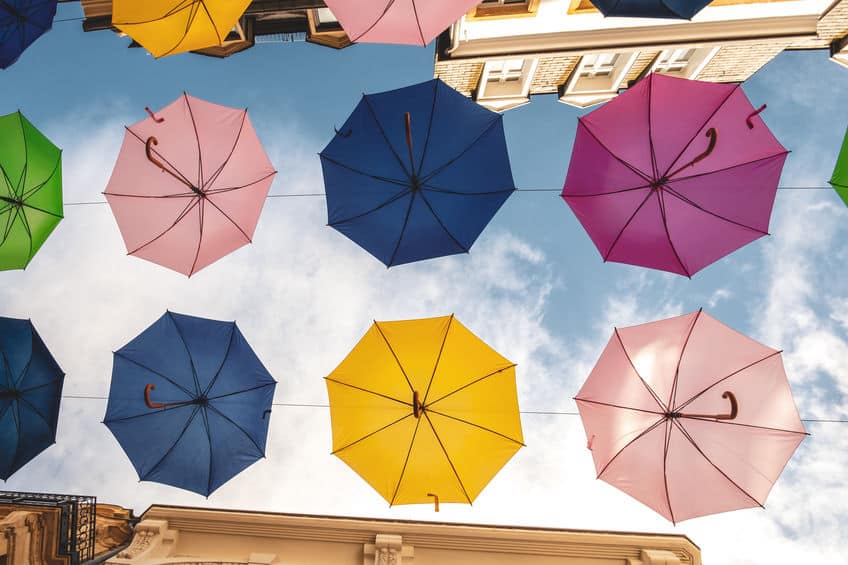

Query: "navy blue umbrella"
<box><xmin>320</xmin><ymin>78</ymin><xmax>516</xmax><ymax>267</ymax></box>
<box><xmin>0</xmin><ymin>0</ymin><xmax>58</xmax><ymax>69</ymax></box>
<box><xmin>590</xmin><ymin>0</ymin><xmax>711</xmax><ymax>19</ymax></box>
<box><xmin>0</xmin><ymin>316</ymin><xmax>64</xmax><ymax>480</ymax></box>
<box><xmin>104</xmin><ymin>312</ymin><xmax>276</xmax><ymax>497</ymax></box>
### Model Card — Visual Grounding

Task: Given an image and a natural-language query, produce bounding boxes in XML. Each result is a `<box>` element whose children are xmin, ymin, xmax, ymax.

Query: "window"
<box><xmin>470</xmin><ymin>0</ymin><xmax>540</xmax><ymax>19</ymax></box>
<box><xmin>475</xmin><ymin>58</ymin><xmax>539</xmax><ymax>111</ymax></box>
<box><xmin>650</xmin><ymin>46</ymin><xmax>719</xmax><ymax>79</ymax></box>
<box><xmin>559</xmin><ymin>51</ymin><xmax>639</xmax><ymax>108</ymax></box>
<box><xmin>307</xmin><ymin>8</ymin><xmax>350</xmax><ymax>49</ymax></box>
<box><xmin>312</xmin><ymin>8</ymin><xmax>341</xmax><ymax>31</ymax></box>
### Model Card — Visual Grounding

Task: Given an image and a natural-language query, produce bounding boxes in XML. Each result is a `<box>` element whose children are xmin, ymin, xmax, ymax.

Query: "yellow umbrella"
<box><xmin>113</xmin><ymin>0</ymin><xmax>251</xmax><ymax>58</ymax></box>
<box><xmin>326</xmin><ymin>315</ymin><xmax>524</xmax><ymax>509</ymax></box>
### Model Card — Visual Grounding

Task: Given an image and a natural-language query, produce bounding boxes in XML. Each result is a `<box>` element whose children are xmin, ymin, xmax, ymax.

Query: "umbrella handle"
<box><xmin>413</xmin><ymin>390</ymin><xmax>421</xmax><ymax>418</ymax></box>
<box><xmin>145</xmin><ymin>137</ymin><xmax>195</xmax><ymax>190</ymax></box>
<box><xmin>427</xmin><ymin>493</ymin><xmax>440</xmax><ymax>512</ymax></box>
<box><xmin>682</xmin><ymin>391</ymin><xmax>738</xmax><ymax>420</ymax></box>
<box><xmin>144</xmin><ymin>383</ymin><xmax>167</xmax><ymax>409</ymax></box>
<box><xmin>667</xmin><ymin>128</ymin><xmax>717</xmax><ymax>178</ymax></box>
<box><xmin>746</xmin><ymin>104</ymin><xmax>767</xmax><ymax>129</ymax></box>
<box><xmin>145</xmin><ymin>107</ymin><xmax>165</xmax><ymax>123</ymax></box>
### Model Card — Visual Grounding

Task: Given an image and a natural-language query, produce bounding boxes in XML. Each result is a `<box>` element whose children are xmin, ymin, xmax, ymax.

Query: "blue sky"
<box><xmin>1</xmin><ymin>3</ymin><xmax>848</xmax><ymax>564</ymax></box>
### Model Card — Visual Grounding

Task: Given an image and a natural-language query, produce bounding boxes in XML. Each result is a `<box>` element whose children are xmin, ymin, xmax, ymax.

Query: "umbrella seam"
<box><xmin>324</xmin><ymin>377</ymin><xmax>411</xmax><ymax>407</ymax></box>
<box><xmin>157</xmin><ymin>2</ymin><xmax>203</xmax><ymax>59</ymax></box>
<box><xmin>562</xmin><ymin>183</ymin><xmax>653</xmax><ymax>199</ymax></box>
<box><xmin>201</xmin><ymin>170</ymin><xmax>277</xmax><ymax>196</ymax></box>
<box><xmin>207</xmin><ymin>381</ymin><xmax>275</xmax><ymax>402</ymax></box>
<box><xmin>679</xmin><ymin>415</ymin><xmax>809</xmax><ymax>437</ymax></box>
<box><xmin>425</xmin><ymin>364</ymin><xmax>517</xmax><ymax>408</ymax></box>
<box><xmin>332</xmin><ymin>413</ymin><xmax>413</xmax><ymax>456</ymax></box>
<box><xmin>167</xmin><ymin>312</ymin><xmax>203</xmax><ymax>395</ymax></box>
<box><xmin>199</xmin><ymin>405</ymin><xmax>214</xmax><ymax>496</ymax></box>
<box><xmin>349</xmin><ymin>0</ymin><xmax>397</xmax><ymax>43</ymax></box>
<box><xmin>425</xmin><ymin>408</ymin><xmax>525</xmax><ymax>447</ymax></box>
<box><xmin>17</xmin><ymin>377</ymin><xmax>63</xmax><ymax>395</ymax></box>
<box><xmin>410</xmin><ymin>0</ymin><xmax>426</xmax><ymax>47</ymax></box>
<box><xmin>201</xmin><ymin>323</ymin><xmax>237</xmax><ymax>397</ymax></box>
<box><xmin>198</xmin><ymin>0</ymin><xmax>223</xmax><ymax>48</ymax></box>
<box><xmin>648</xmin><ymin>74</ymin><xmax>660</xmax><ymax>182</ymax></box>
<box><xmin>17</xmin><ymin>112</ymin><xmax>28</xmax><ymax>198</ymax></box>
<box><xmin>389</xmin><ymin>414</ymin><xmax>422</xmax><ymax>505</ymax></box>
<box><xmin>112</xmin><ymin>350</ymin><xmax>196</xmax><ymax>400</ymax></box>
<box><xmin>138</xmin><ymin>405</ymin><xmax>202</xmax><ymax>483</ymax></box>
<box><xmin>574</xmin><ymin>397</ymin><xmax>664</xmax><ymax>416</ymax></box>
<box><xmin>184</xmin><ymin>94</ymin><xmax>205</xmax><ymax>189</ymax></box>
<box><xmin>124</xmin><ymin>127</ymin><xmax>196</xmax><ymax>189</ymax></box>
<box><xmin>656</xmin><ymin>189</ymin><xmax>690</xmax><ymax>277</ymax></box>
<box><xmin>596</xmin><ymin>416</ymin><xmax>665</xmax><ymax>479</ymax></box>
<box><xmin>420</xmin><ymin>117</ymin><xmax>502</xmax><ymax>184</ymax></box>
<box><xmin>373</xmin><ymin>322</ymin><xmax>416</xmax><ymax>393</ymax></box>
<box><xmin>662</xmin><ymin>186</ymin><xmax>770</xmax><ymax>236</ymax></box>
<box><xmin>422</xmin><ymin>183</ymin><xmax>515</xmax><ymax>197</ymax></box>
<box><xmin>208</xmin><ymin>402</ymin><xmax>271</xmax><ymax>458</ymax></box>
<box><xmin>669</xmin><ymin>310</ymin><xmax>703</xmax><ymax>410</ymax></box>
<box><xmin>572</xmin><ymin>120</ymin><xmax>653</xmax><ymax>184</ymax></box>
<box><xmin>662</xmin><ymin>419</ymin><xmax>676</xmax><ymax>523</ymax></box>
<box><xmin>16</xmin><ymin>202</ymin><xmax>34</xmax><ymax>267</ymax></box>
<box><xmin>386</xmin><ymin>191</ymin><xmax>416</xmax><ymax>266</ymax></box>
<box><xmin>200</xmin><ymin>110</ymin><xmax>249</xmax><ymax>192</ymax></box>
<box><xmin>103</xmin><ymin>403</ymin><xmax>194</xmax><ymax>425</ymax></box>
<box><xmin>188</xmin><ymin>197</ymin><xmax>205</xmax><ymax>276</ymax></box>
<box><xmin>362</xmin><ymin>94</ymin><xmax>412</xmax><ymax>178</ymax></box>
<box><xmin>416</xmin><ymin>191</ymin><xmax>470</xmax><ymax>254</ymax></box>
<box><xmin>601</xmin><ymin>191</ymin><xmax>655</xmax><ymax>263</ymax></box>
<box><xmin>665</xmin><ymin>149</ymin><xmax>789</xmax><ymax>185</ymax></box>
<box><xmin>16</xmin><ymin>394</ymin><xmax>53</xmax><ymax>435</ymax></box>
<box><xmin>125</xmin><ymin>197</ymin><xmax>201</xmax><ymax>258</ymax></box>
<box><xmin>20</xmin><ymin>148</ymin><xmax>61</xmax><ymax>202</ymax></box>
<box><xmin>319</xmin><ymin>153</ymin><xmax>410</xmax><ymax>188</ymax></box>
<box><xmin>421</xmin><ymin>314</ymin><xmax>453</xmax><ymax>404</ymax></box>
<box><xmin>113</xmin><ymin>0</ymin><xmax>194</xmax><ymax>26</ymax></box>
<box><xmin>422</xmin><ymin>411</ymin><xmax>473</xmax><ymax>504</ymax></box>
<box><xmin>613</xmin><ymin>329</ymin><xmax>668</xmax><ymax>411</ymax></box>
<box><xmin>415</xmin><ymin>81</ymin><xmax>440</xmax><ymax>177</ymax></box>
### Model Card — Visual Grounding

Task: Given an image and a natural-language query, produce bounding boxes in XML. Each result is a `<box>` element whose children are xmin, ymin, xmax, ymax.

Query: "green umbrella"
<box><xmin>830</xmin><ymin>126</ymin><xmax>848</xmax><ymax>207</ymax></box>
<box><xmin>0</xmin><ymin>111</ymin><xmax>62</xmax><ymax>270</ymax></box>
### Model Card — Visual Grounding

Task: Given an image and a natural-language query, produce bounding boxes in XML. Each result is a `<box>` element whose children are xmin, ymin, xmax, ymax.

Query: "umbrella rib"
<box><xmin>389</xmin><ymin>414</ymin><xmax>421</xmax><ymax>505</ymax></box>
<box><xmin>596</xmin><ymin>416</ymin><xmax>666</xmax><ymax>479</ymax></box>
<box><xmin>670</xmin><ymin>418</ymin><xmax>764</xmax><ymax>509</ymax></box>
<box><xmin>417</xmin><ymin>191</ymin><xmax>469</xmax><ymax>253</ymax></box>
<box><xmin>614</xmin><ymin>329</ymin><xmax>668</xmax><ymax>412</ymax></box>
<box><xmin>410</xmin><ymin>0</ymin><xmax>426</xmax><ymax>47</ymax></box>
<box><xmin>420</xmin><ymin>117</ymin><xmax>501</xmax><ymax>184</ymax></box>
<box><xmin>201</xmin><ymin>323</ymin><xmax>236</xmax><ymax>397</ymax></box>
<box><xmin>349</xmin><ymin>0</ymin><xmax>397</xmax><ymax>43</ymax></box>
<box><xmin>319</xmin><ymin>154</ymin><xmax>410</xmax><ymax>188</ymax></box>
<box><xmin>425</xmin><ymin>408</ymin><xmax>525</xmax><ymax>447</ymax></box>
<box><xmin>421</xmin><ymin>314</ymin><xmax>453</xmax><ymax>404</ymax></box>
<box><xmin>662</xmin><ymin>419</ymin><xmax>676</xmax><ymax>524</ymax></box>
<box><xmin>415</xmin><ymin>80</ymin><xmax>440</xmax><ymax>177</ymax></box>
<box><xmin>324</xmin><ymin>377</ymin><xmax>411</xmax><ymax>407</ymax></box>
<box><xmin>575</xmin><ymin>397</ymin><xmax>664</xmax><ymax>416</ymax></box>
<box><xmin>648</xmin><ymin>73</ymin><xmax>660</xmax><ymax>181</ymax></box>
<box><xmin>561</xmin><ymin>184</ymin><xmax>653</xmax><ymax>199</ymax></box>
<box><xmin>184</xmin><ymin>94</ymin><xmax>204</xmax><ymax>188</ymax></box>
<box><xmin>17</xmin><ymin>112</ymin><xmax>28</xmax><ymax>197</ymax></box>
<box><xmin>208</xmin><ymin>404</ymin><xmax>266</xmax><ymax>456</ymax></box>
<box><xmin>679</xmin><ymin>415</ymin><xmax>809</xmax><ymax>436</ymax></box>
<box><xmin>167</xmin><ymin>311</ymin><xmax>203</xmax><ymax>395</ymax></box>
<box><xmin>188</xmin><ymin>197</ymin><xmax>205</xmax><ymax>276</ymax></box>
<box><xmin>20</xmin><ymin>150</ymin><xmax>61</xmax><ymax>202</ymax></box>
<box><xmin>112</xmin><ymin>350</ymin><xmax>196</xmax><ymax>399</ymax></box>
<box><xmin>660</xmin><ymin>85</ymin><xmax>741</xmax><ymax>180</ymax></box>
<box><xmin>113</xmin><ymin>0</ymin><xmax>194</xmax><ymax>25</ymax></box>
<box><xmin>200</xmin><ymin>111</ymin><xmax>248</xmax><ymax>191</ymax></box>
<box><xmin>328</xmin><ymin>189</ymin><xmax>413</xmax><ymax>227</ymax></box>
<box><xmin>139</xmin><ymin>405</ymin><xmax>202</xmax><ymax>481</ymax></box>
<box><xmin>203</xmin><ymin>171</ymin><xmax>277</xmax><ymax>195</ymax></box>
<box><xmin>668</xmin><ymin>309</ymin><xmax>702</xmax><ymax>410</ymax></box>
<box><xmin>16</xmin><ymin>202</ymin><xmax>34</xmax><ymax>267</ymax></box>
<box><xmin>666</xmin><ymin>151</ymin><xmax>789</xmax><ymax>184</ymax></box>
<box><xmin>17</xmin><ymin>395</ymin><xmax>53</xmax><ymax>435</ymax></box>
<box><xmin>673</xmin><ymin>350</ymin><xmax>783</xmax><ymax>413</ymax></box>
<box><xmin>203</xmin><ymin>191</ymin><xmax>254</xmax><ymax>244</ymax></box>
<box><xmin>662</xmin><ymin>185</ymin><xmax>770</xmax><ymax>236</ymax></box>
<box><xmin>157</xmin><ymin>2</ymin><xmax>202</xmax><ymax>59</ymax></box>
<box><xmin>422</xmin><ymin>412</ymin><xmax>473</xmax><ymax>504</ymax></box>
<box><xmin>386</xmin><ymin>193</ymin><xmax>416</xmax><ymax>266</ymax></box>
<box><xmin>207</xmin><ymin>381</ymin><xmax>275</xmax><ymax>402</ymax></box>
<box><xmin>18</xmin><ymin>377</ymin><xmax>62</xmax><ymax>395</ymax></box>
<box><xmin>198</xmin><ymin>0</ymin><xmax>223</xmax><ymax>47</ymax></box>
<box><xmin>363</xmin><ymin>95</ymin><xmax>412</xmax><ymax>178</ymax></box>
<box><xmin>125</xmin><ymin>128</ymin><xmax>196</xmax><ymax>189</ymax></box>
<box><xmin>575</xmin><ymin>120</ymin><xmax>653</xmax><ymax>184</ymax></box>
<box><xmin>656</xmin><ymin>190</ymin><xmax>690</xmax><ymax>277</ymax></box>
<box><xmin>126</xmin><ymin>197</ymin><xmax>200</xmax><ymax>256</ymax></box>
<box><xmin>332</xmin><ymin>413</ymin><xmax>413</xmax><ymax>456</ymax></box>
<box><xmin>200</xmin><ymin>406</ymin><xmax>214</xmax><ymax>496</ymax></box>
<box><xmin>602</xmin><ymin>191</ymin><xmax>655</xmax><ymax>263</ymax></box>
<box><xmin>425</xmin><ymin>364</ymin><xmax>517</xmax><ymax>408</ymax></box>
<box><xmin>373</xmin><ymin>322</ymin><xmax>416</xmax><ymax>393</ymax></box>
<box><xmin>421</xmin><ymin>183</ymin><xmax>515</xmax><ymax>197</ymax></box>
<box><xmin>103</xmin><ymin>404</ymin><xmax>191</xmax><ymax>425</ymax></box>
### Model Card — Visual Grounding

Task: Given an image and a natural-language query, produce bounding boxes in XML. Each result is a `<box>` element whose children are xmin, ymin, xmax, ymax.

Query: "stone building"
<box><xmin>435</xmin><ymin>0</ymin><xmax>848</xmax><ymax>110</ymax></box>
<box><xmin>68</xmin><ymin>1</ymin><xmax>351</xmax><ymax>57</ymax></box>
<box><xmin>104</xmin><ymin>504</ymin><xmax>701</xmax><ymax>565</ymax></box>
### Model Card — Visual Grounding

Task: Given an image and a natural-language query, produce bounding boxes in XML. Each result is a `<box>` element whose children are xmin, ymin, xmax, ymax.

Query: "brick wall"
<box><xmin>625</xmin><ymin>50</ymin><xmax>660</xmax><ymax>83</ymax></box>
<box><xmin>528</xmin><ymin>56</ymin><xmax>580</xmax><ymax>94</ymax></box>
<box><xmin>696</xmin><ymin>39</ymin><xmax>790</xmax><ymax>82</ymax></box>
<box><xmin>434</xmin><ymin>61</ymin><xmax>484</xmax><ymax>96</ymax></box>
<box><xmin>813</xmin><ymin>0</ymin><xmax>848</xmax><ymax>45</ymax></box>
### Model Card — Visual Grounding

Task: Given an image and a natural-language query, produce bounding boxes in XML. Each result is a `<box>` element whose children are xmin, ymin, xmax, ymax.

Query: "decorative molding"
<box><xmin>363</xmin><ymin>534</ymin><xmax>414</xmax><ymax>565</ymax></box>
<box><xmin>627</xmin><ymin>548</ymin><xmax>683</xmax><ymax>564</ymax></box>
<box><xmin>110</xmin><ymin>520</ymin><xmax>178</xmax><ymax>564</ymax></box>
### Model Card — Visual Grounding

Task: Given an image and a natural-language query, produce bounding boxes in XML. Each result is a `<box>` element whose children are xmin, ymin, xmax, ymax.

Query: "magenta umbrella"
<box><xmin>323</xmin><ymin>0</ymin><xmax>481</xmax><ymax>46</ymax></box>
<box><xmin>104</xmin><ymin>94</ymin><xmax>276</xmax><ymax>277</ymax></box>
<box><xmin>576</xmin><ymin>309</ymin><xmax>807</xmax><ymax>523</ymax></box>
<box><xmin>562</xmin><ymin>73</ymin><xmax>788</xmax><ymax>277</ymax></box>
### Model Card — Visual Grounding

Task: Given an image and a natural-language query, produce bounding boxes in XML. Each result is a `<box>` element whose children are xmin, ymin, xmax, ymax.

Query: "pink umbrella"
<box><xmin>104</xmin><ymin>94</ymin><xmax>276</xmax><ymax>276</ymax></box>
<box><xmin>576</xmin><ymin>309</ymin><xmax>807</xmax><ymax>523</ymax></box>
<box><xmin>323</xmin><ymin>0</ymin><xmax>481</xmax><ymax>46</ymax></box>
<box><xmin>562</xmin><ymin>73</ymin><xmax>788</xmax><ymax>277</ymax></box>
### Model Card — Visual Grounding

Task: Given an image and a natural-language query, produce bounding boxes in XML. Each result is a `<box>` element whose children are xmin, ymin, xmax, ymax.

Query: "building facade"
<box><xmin>70</xmin><ymin>1</ymin><xmax>351</xmax><ymax>57</ymax></box>
<box><xmin>435</xmin><ymin>0</ymin><xmax>848</xmax><ymax>110</ymax></box>
<box><xmin>106</xmin><ymin>505</ymin><xmax>701</xmax><ymax>565</ymax></box>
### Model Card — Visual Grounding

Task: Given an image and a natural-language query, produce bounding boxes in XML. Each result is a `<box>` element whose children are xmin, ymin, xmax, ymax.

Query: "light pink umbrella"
<box><xmin>576</xmin><ymin>309</ymin><xmax>807</xmax><ymax>523</ymax></box>
<box><xmin>322</xmin><ymin>0</ymin><xmax>481</xmax><ymax>46</ymax></box>
<box><xmin>104</xmin><ymin>94</ymin><xmax>276</xmax><ymax>276</ymax></box>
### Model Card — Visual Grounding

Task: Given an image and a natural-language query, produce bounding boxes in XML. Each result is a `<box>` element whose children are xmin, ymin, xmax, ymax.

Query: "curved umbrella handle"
<box><xmin>145</xmin><ymin>107</ymin><xmax>165</xmax><ymax>123</ymax></box>
<box><xmin>145</xmin><ymin>137</ymin><xmax>195</xmax><ymax>189</ymax></box>
<box><xmin>427</xmin><ymin>493</ymin><xmax>440</xmax><ymax>512</ymax></box>
<box><xmin>682</xmin><ymin>390</ymin><xmax>739</xmax><ymax>420</ymax></box>
<box><xmin>668</xmin><ymin>128</ymin><xmax>717</xmax><ymax>178</ymax></box>
<box><xmin>746</xmin><ymin>104</ymin><xmax>767</xmax><ymax>129</ymax></box>
<box><xmin>144</xmin><ymin>383</ymin><xmax>167</xmax><ymax>409</ymax></box>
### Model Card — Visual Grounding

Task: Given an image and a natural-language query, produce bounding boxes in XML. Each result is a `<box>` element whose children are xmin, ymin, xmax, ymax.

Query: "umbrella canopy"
<box><xmin>0</xmin><ymin>0</ymin><xmax>57</xmax><ymax>69</ymax></box>
<box><xmin>576</xmin><ymin>309</ymin><xmax>807</xmax><ymax>523</ymax></box>
<box><xmin>829</xmin><ymin>125</ymin><xmax>848</xmax><ymax>206</ymax></box>
<box><xmin>112</xmin><ymin>0</ymin><xmax>251</xmax><ymax>58</ymax></box>
<box><xmin>326</xmin><ymin>315</ymin><xmax>524</xmax><ymax>508</ymax></box>
<box><xmin>0</xmin><ymin>111</ymin><xmax>63</xmax><ymax>271</ymax></box>
<box><xmin>562</xmin><ymin>73</ymin><xmax>788</xmax><ymax>277</ymax></box>
<box><xmin>323</xmin><ymin>0</ymin><xmax>481</xmax><ymax>46</ymax></box>
<box><xmin>104</xmin><ymin>311</ymin><xmax>276</xmax><ymax>496</ymax></box>
<box><xmin>104</xmin><ymin>94</ymin><xmax>276</xmax><ymax>277</ymax></box>
<box><xmin>0</xmin><ymin>316</ymin><xmax>64</xmax><ymax>480</ymax></box>
<box><xmin>589</xmin><ymin>0</ymin><xmax>711</xmax><ymax>19</ymax></box>
<box><xmin>320</xmin><ymin>79</ymin><xmax>515</xmax><ymax>267</ymax></box>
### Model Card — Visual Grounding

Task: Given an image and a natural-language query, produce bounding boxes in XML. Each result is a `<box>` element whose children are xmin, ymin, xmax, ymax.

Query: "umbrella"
<box><xmin>575</xmin><ymin>309</ymin><xmax>807</xmax><ymax>523</ymax></box>
<box><xmin>326</xmin><ymin>315</ymin><xmax>524</xmax><ymax>509</ymax></box>
<box><xmin>323</xmin><ymin>0</ymin><xmax>481</xmax><ymax>46</ymax></box>
<box><xmin>828</xmin><ymin>125</ymin><xmax>848</xmax><ymax>206</ymax></box>
<box><xmin>0</xmin><ymin>0</ymin><xmax>57</xmax><ymax>69</ymax></box>
<box><xmin>104</xmin><ymin>311</ymin><xmax>276</xmax><ymax>496</ymax></box>
<box><xmin>562</xmin><ymin>73</ymin><xmax>788</xmax><ymax>277</ymax></box>
<box><xmin>320</xmin><ymin>79</ymin><xmax>515</xmax><ymax>267</ymax></box>
<box><xmin>0</xmin><ymin>316</ymin><xmax>64</xmax><ymax>480</ymax></box>
<box><xmin>589</xmin><ymin>0</ymin><xmax>711</xmax><ymax>19</ymax></box>
<box><xmin>104</xmin><ymin>94</ymin><xmax>276</xmax><ymax>277</ymax></box>
<box><xmin>0</xmin><ymin>111</ymin><xmax>63</xmax><ymax>271</ymax></box>
<box><xmin>112</xmin><ymin>0</ymin><xmax>251</xmax><ymax>58</ymax></box>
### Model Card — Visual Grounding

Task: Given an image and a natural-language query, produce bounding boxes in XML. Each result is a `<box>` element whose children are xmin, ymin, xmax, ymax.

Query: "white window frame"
<box><xmin>559</xmin><ymin>51</ymin><xmax>639</xmax><ymax>108</ymax></box>
<box><xmin>476</xmin><ymin>57</ymin><xmax>539</xmax><ymax>111</ymax></box>
<box><xmin>650</xmin><ymin>46</ymin><xmax>720</xmax><ymax>80</ymax></box>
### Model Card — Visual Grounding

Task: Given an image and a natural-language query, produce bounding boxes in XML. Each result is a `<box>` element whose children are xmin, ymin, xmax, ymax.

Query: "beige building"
<box><xmin>106</xmin><ymin>505</ymin><xmax>701</xmax><ymax>565</ymax></box>
<box><xmin>435</xmin><ymin>0</ymin><xmax>848</xmax><ymax>110</ymax></box>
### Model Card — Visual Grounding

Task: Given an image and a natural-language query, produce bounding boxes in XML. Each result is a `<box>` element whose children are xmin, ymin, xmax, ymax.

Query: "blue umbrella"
<box><xmin>104</xmin><ymin>312</ymin><xmax>276</xmax><ymax>497</ymax></box>
<box><xmin>320</xmin><ymin>78</ymin><xmax>516</xmax><ymax>267</ymax></box>
<box><xmin>590</xmin><ymin>0</ymin><xmax>711</xmax><ymax>19</ymax></box>
<box><xmin>0</xmin><ymin>316</ymin><xmax>64</xmax><ymax>480</ymax></box>
<box><xmin>0</xmin><ymin>0</ymin><xmax>58</xmax><ymax>69</ymax></box>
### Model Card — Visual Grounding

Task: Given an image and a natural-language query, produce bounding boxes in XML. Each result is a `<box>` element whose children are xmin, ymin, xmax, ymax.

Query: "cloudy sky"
<box><xmin>1</xmin><ymin>4</ymin><xmax>847</xmax><ymax>564</ymax></box>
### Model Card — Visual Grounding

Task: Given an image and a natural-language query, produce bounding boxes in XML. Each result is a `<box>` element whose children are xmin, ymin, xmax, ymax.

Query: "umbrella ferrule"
<box><xmin>413</xmin><ymin>390</ymin><xmax>423</xmax><ymax>418</ymax></box>
<box><xmin>0</xmin><ymin>196</ymin><xmax>22</xmax><ymax>206</ymax></box>
<box><xmin>0</xmin><ymin>389</ymin><xmax>21</xmax><ymax>399</ymax></box>
<box><xmin>666</xmin><ymin>411</ymin><xmax>682</xmax><ymax>419</ymax></box>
